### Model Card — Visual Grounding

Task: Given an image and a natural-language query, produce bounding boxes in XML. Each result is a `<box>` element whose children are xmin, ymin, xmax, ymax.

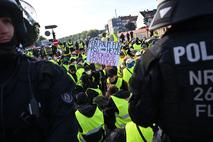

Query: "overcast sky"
<box><xmin>25</xmin><ymin>0</ymin><xmax>157</xmax><ymax>38</ymax></box>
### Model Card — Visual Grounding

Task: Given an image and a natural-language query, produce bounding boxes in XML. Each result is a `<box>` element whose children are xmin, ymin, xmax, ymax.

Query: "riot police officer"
<box><xmin>129</xmin><ymin>0</ymin><xmax>213</xmax><ymax>142</ymax></box>
<box><xmin>0</xmin><ymin>0</ymin><xmax>78</xmax><ymax>141</ymax></box>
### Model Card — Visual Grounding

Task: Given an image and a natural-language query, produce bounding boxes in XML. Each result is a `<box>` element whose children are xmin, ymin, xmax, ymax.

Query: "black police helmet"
<box><xmin>149</xmin><ymin>0</ymin><xmax>213</xmax><ymax>31</ymax></box>
<box><xmin>0</xmin><ymin>0</ymin><xmax>22</xmax><ymax>22</ymax></box>
<box><xmin>0</xmin><ymin>0</ymin><xmax>26</xmax><ymax>44</ymax></box>
<box><xmin>0</xmin><ymin>0</ymin><xmax>40</xmax><ymax>47</ymax></box>
<box><xmin>19</xmin><ymin>0</ymin><xmax>40</xmax><ymax>47</ymax></box>
<box><xmin>0</xmin><ymin>0</ymin><xmax>27</xmax><ymax>44</ymax></box>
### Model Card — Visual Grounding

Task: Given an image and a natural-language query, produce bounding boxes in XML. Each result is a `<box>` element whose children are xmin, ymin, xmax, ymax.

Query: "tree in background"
<box><xmin>38</xmin><ymin>35</ymin><xmax>47</xmax><ymax>41</ymax></box>
<box><xmin>60</xmin><ymin>29</ymin><xmax>102</xmax><ymax>43</ymax></box>
<box><xmin>125</xmin><ymin>22</ymin><xmax>136</xmax><ymax>31</ymax></box>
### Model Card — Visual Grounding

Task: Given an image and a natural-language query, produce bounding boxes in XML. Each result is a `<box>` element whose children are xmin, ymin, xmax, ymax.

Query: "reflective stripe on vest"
<box><xmin>126</xmin><ymin>121</ymin><xmax>154</xmax><ymax>142</ymax></box>
<box><xmin>75</xmin><ymin>107</ymin><xmax>104</xmax><ymax>135</ymax></box>
<box><xmin>111</xmin><ymin>96</ymin><xmax>131</xmax><ymax>128</ymax></box>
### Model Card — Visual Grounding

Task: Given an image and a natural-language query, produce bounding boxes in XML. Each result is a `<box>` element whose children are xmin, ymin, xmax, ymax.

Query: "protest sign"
<box><xmin>87</xmin><ymin>39</ymin><xmax>121</xmax><ymax>66</ymax></box>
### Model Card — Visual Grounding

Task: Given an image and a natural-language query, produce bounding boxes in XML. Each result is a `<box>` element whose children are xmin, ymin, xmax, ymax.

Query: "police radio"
<box><xmin>27</xmin><ymin>59</ymin><xmax>40</xmax><ymax>118</ymax></box>
<box><xmin>28</xmin><ymin>97</ymin><xmax>40</xmax><ymax>117</ymax></box>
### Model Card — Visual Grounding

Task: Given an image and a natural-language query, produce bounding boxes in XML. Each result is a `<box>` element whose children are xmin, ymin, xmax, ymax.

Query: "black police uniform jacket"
<box><xmin>0</xmin><ymin>54</ymin><xmax>78</xmax><ymax>142</ymax></box>
<box><xmin>129</xmin><ymin>20</ymin><xmax>213</xmax><ymax>142</ymax></box>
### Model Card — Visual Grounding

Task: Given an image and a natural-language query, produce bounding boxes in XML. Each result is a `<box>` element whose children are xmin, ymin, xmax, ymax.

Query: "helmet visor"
<box><xmin>19</xmin><ymin>0</ymin><xmax>38</xmax><ymax>25</ymax></box>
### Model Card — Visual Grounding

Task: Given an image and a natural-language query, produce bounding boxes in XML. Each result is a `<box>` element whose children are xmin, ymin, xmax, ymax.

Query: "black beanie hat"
<box><xmin>107</xmin><ymin>67</ymin><xmax>118</xmax><ymax>77</ymax></box>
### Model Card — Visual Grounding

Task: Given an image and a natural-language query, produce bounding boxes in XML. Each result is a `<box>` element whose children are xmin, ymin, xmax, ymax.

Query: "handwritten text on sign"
<box><xmin>87</xmin><ymin>39</ymin><xmax>121</xmax><ymax>66</ymax></box>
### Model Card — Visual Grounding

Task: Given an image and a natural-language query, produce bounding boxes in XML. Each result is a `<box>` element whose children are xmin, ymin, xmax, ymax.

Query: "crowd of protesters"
<box><xmin>22</xmin><ymin>31</ymin><xmax>159</xmax><ymax>142</ymax></box>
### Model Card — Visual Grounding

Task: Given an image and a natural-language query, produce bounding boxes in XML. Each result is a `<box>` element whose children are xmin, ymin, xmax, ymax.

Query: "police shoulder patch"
<box><xmin>61</xmin><ymin>92</ymin><xmax>73</xmax><ymax>103</ymax></box>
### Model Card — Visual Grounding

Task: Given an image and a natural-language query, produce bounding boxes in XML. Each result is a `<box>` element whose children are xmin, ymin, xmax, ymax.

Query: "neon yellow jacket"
<box><xmin>112</xmin><ymin>33</ymin><xmax>118</xmax><ymax>42</ymax></box>
<box><xmin>115</xmin><ymin>78</ymin><xmax>123</xmax><ymax>90</ymax></box>
<box><xmin>67</xmin><ymin>72</ymin><xmax>77</xmax><ymax>84</ymax></box>
<box><xmin>126</xmin><ymin>121</ymin><xmax>154</xmax><ymax>142</ymax></box>
<box><xmin>133</xmin><ymin>43</ymin><xmax>141</xmax><ymax>51</ymax></box>
<box><xmin>122</xmin><ymin>66</ymin><xmax>134</xmax><ymax>83</ymax></box>
<box><xmin>49</xmin><ymin>59</ymin><xmax>58</xmax><ymax>65</ymax></box>
<box><xmin>111</xmin><ymin>96</ymin><xmax>131</xmax><ymax>128</ymax></box>
<box><xmin>62</xmin><ymin>64</ymin><xmax>69</xmax><ymax>72</ymax></box>
<box><xmin>76</xmin><ymin>68</ymin><xmax>85</xmax><ymax>85</ymax></box>
<box><xmin>75</xmin><ymin>107</ymin><xmax>104</xmax><ymax>142</ymax></box>
<box><xmin>86</xmin><ymin>88</ymin><xmax>102</xmax><ymax>96</ymax></box>
<box><xmin>107</xmin><ymin>77</ymin><xmax>123</xmax><ymax>90</ymax></box>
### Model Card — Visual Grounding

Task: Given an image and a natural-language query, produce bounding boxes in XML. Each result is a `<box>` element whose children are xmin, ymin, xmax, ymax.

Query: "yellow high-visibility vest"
<box><xmin>67</xmin><ymin>72</ymin><xmax>77</xmax><ymax>84</ymax></box>
<box><xmin>75</xmin><ymin>107</ymin><xmax>104</xmax><ymax>142</ymax></box>
<box><xmin>126</xmin><ymin>121</ymin><xmax>154</xmax><ymax>142</ymax></box>
<box><xmin>133</xmin><ymin>43</ymin><xmax>141</xmax><ymax>51</ymax></box>
<box><xmin>122</xmin><ymin>66</ymin><xmax>134</xmax><ymax>83</ymax></box>
<box><xmin>111</xmin><ymin>96</ymin><xmax>131</xmax><ymax>128</ymax></box>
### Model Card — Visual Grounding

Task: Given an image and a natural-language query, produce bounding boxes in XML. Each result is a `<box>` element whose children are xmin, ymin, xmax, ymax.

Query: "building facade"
<box><xmin>107</xmin><ymin>15</ymin><xmax>137</xmax><ymax>35</ymax></box>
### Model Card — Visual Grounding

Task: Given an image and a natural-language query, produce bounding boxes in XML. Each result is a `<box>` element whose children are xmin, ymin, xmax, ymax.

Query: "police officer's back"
<box><xmin>129</xmin><ymin>0</ymin><xmax>213</xmax><ymax>142</ymax></box>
